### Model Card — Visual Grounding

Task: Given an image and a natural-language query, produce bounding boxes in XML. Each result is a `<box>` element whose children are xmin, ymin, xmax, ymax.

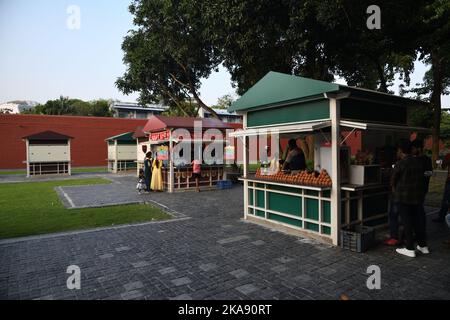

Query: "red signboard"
<box><xmin>150</xmin><ymin>130</ymin><xmax>170</xmax><ymax>141</ymax></box>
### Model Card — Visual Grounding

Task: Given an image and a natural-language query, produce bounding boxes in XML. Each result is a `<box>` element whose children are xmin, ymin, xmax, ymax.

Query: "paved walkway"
<box><xmin>1</xmin><ymin>177</ymin><xmax>449</xmax><ymax>300</ymax></box>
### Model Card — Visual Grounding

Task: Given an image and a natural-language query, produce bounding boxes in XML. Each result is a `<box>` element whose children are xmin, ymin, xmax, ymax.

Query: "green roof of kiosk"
<box><xmin>229</xmin><ymin>71</ymin><xmax>428</xmax><ymax>112</ymax></box>
<box><xmin>105</xmin><ymin>132</ymin><xmax>135</xmax><ymax>142</ymax></box>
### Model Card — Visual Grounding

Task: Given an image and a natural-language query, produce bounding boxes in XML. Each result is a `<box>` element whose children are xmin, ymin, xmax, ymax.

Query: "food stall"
<box><xmin>23</xmin><ymin>130</ymin><xmax>73</xmax><ymax>177</ymax></box>
<box><xmin>141</xmin><ymin>115</ymin><xmax>233</xmax><ymax>192</ymax></box>
<box><xmin>229</xmin><ymin>71</ymin><xmax>431</xmax><ymax>245</ymax></box>
<box><xmin>105</xmin><ymin>132</ymin><xmax>137</xmax><ymax>173</ymax></box>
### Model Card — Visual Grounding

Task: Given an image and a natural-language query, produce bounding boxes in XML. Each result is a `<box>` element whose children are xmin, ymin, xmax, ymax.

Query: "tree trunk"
<box><xmin>431</xmin><ymin>51</ymin><xmax>443</xmax><ymax>168</ymax></box>
<box><xmin>376</xmin><ymin>62</ymin><xmax>388</xmax><ymax>93</ymax></box>
<box><xmin>190</xmin><ymin>85</ymin><xmax>220</xmax><ymax>119</ymax></box>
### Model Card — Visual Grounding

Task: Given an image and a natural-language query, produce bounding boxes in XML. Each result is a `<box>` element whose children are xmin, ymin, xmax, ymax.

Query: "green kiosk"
<box><xmin>229</xmin><ymin>71</ymin><xmax>430</xmax><ymax>246</ymax></box>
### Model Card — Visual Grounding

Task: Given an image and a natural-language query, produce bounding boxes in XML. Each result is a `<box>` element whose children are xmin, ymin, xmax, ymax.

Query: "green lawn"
<box><xmin>0</xmin><ymin>167</ymin><xmax>108</xmax><ymax>175</ymax></box>
<box><xmin>0</xmin><ymin>178</ymin><xmax>170</xmax><ymax>239</ymax></box>
<box><xmin>0</xmin><ymin>170</ymin><xmax>27</xmax><ymax>175</ymax></box>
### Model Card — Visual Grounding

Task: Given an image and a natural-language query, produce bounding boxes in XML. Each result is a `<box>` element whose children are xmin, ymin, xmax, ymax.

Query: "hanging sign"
<box><xmin>156</xmin><ymin>145</ymin><xmax>169</xmax><ymax>160</ymax></box>
<box><xmin>224</xmin><ymin>146</ymin><xmax>235</xmax><ymax>160</ymax></box>
<box><xmin>150</xmin><ymin>130</ymin><xmax>170</xmax><ymax>141</ymax></box>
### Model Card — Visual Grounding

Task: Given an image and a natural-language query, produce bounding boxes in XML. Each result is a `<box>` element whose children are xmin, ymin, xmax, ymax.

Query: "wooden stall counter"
<box><xmin>162</xmin><ymin>165</ymin><xmax>225</xmax><ymax>191</ymax></box>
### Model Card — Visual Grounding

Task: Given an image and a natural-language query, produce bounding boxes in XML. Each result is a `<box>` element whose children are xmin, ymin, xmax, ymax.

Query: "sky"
<box><xmin>0</xmin><ymin>0</ymin><xmax>448</xmax><ymax>107</ymax></box>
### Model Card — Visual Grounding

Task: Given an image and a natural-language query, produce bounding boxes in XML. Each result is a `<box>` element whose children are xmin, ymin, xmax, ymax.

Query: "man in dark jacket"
<box><xmin>143</xmin><ymin>151</ymin><xmax>153</xmax><ymax>192</ymax></box>
<box><xmin>434</xmin><ymin>153</ymin><xmax>450</xmax><ymax>223</ymax></box>
<box><xmin>391</xmin><ymin>140</ymin><xmax>429</xmax><ymax>258</ymax></box>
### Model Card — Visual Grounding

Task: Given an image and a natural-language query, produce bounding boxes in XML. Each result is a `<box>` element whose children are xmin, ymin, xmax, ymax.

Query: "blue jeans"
<box><xmin>389</xmin><ymin>201</ymin><xmax>400</xmax><ymax>239</ymax></box>
<box><xmin>446</xmin><ymin>213</ymin><xmax>450</xmax><ymax>228</ymax></box>
<box><xmin>438</xmin><ymin>180</ymin><xmax>450</xmax><ymax>220</ymax></box>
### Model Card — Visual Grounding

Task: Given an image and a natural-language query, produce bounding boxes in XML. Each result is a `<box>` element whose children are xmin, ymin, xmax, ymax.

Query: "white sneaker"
<box><xmin>396</xmin><ymin>248</ymin><xmax>416</xmax><ymax>258</ymax></box>
<box><xmin>416</xmin><ymin>245</ymin><xmax>430</xmax><ymax>254</ymax></box>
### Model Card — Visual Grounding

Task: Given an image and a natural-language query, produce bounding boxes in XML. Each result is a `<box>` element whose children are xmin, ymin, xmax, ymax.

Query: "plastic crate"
<box><xmin>340</xmin><ymin>225</ymin><xmax>375</xmax><ymax>253</ymax></box>
<box><xmin>216</xmin><ymin>180</ymin><xmax>233</xmax><ymax>189</ymax></box>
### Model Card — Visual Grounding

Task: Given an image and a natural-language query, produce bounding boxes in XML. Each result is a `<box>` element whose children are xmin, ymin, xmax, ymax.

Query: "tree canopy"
<box><xmin>118</xmin><ymin>0</ymin><xmax>449</xmax><ymax>162</ymax></box>
<box><xmin>116</xmin><ymin>0</ymin><xmax>220</xmax><ymax>118</ymax></box>
<box><xmin>23</xmin><ymin>97</ymin><xmax>112</xmax><ymax>117</ymax></box>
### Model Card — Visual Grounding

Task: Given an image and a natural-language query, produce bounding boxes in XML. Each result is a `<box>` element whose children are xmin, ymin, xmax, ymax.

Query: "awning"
<box><xmin>340</xmin><ymin>120</ymin><xmax>432</xmax><ymax>133</ymax></box>
<box><xmin>229</xmin><ymin>120</ymin><xmax>331</xmax><ymax>137</ymax></box>
<box><xmin>230</xmin><ymin>119</ymin><xmax>431</xmax><ymax>138</ymax></box>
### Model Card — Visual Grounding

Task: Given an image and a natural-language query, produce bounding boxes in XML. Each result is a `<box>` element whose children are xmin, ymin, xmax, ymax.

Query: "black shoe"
<box><xmin>432</xmin><ymin>217</ymin><xmax>445</xmax><ymax>223</ymax></box>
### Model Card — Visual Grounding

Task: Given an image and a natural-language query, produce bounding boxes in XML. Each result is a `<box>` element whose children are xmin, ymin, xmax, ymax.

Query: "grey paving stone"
<box><xmin>99</xmin><ymin>253</ymin><xmax>114</xmax><ymax>259</ymax></box>
<box><xmin>33</xmin><ymin>295</ymin><xmax>54</xmax><ymax>300</ymax></box>
<box><xmin>170</xmin><ymin>293</ymin><xmax>193</xmax><ymax>300</ymax></box>
<box><xmin>123</xmin><ymin>281</ymin><xmax>144</xmax><ymax>291</ymax></box>
<box><xmin>276</xmin><ymin>256</ymin><xmax>294</xmax><ymax>264</ymax></box>
<box><xmin>230</xmin><ymin>269</ymin><xmax>249</xmax><ymax>279</ymax></box>
<box><xmin>217</xmin><ymin>235</ymin><xmax>250</xmax><ymax>245</ymax></box>
<box><xmin>159</xmin><ymin>267</ymin><xmax>177</xmax><ymax>275</ymax></box>
<box><xmin>115</xmin><ymin>246</ymin><xmax>131</xmax><ymax>252</ymax></box>
<box><xmin>236</xmin><ymin>284</ymin><xmax>258</xmax><ymax>295</ymax></box>
<box><xmin>131</xmin><ymin>261</ymin><xmax>150</xmax><ymax>268</ymax></box>
<box><xmin>199</xmin><ymin>263</ymin><xmax>217</xmax><ymax>272</ymax></box>
<box><xmin>295</xmin><ymin>274</ymin><xmax>313</xmax><ymax>282</ymax></box>
<box><xmin>121</xmin><ymin>290</ymin><xmax>144</xmax><ymax>300</ymax></box>
<box><xmin>251</xmin><ymin>240</ymin><xmax>265</xmax><ymax>246</ymax></box>
<box><xmin>171</xmin><ymin>277</ymin><xmax>192</xmax><ymax>287</ymax></box>
<box><xmin>271</xmin><ymin>265</ymin><xmax>288</xmax><ymax>273</ymax></box>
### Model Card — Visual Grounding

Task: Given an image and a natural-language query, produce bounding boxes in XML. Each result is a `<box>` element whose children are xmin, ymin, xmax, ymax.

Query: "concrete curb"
<box><xmin>0</xmin><ymin>216</ymin><xmax>191</xmax><ymax>245</ymax></box>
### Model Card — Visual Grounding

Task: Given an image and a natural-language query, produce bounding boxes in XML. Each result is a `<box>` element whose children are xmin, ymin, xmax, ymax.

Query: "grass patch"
<box><xmin>0</xmin><ymin>170</ymin><xmax>27</xmax><ymax>175</ymax></box>
<box><xmin>0</xmin><ymin>167</ymin><xmax>108</xmax><ymax>175</ymax></box>
<box><xmin>0</xmin><ymin>178</ymin><xmax>170</xmax><ymax>239</ymax></box>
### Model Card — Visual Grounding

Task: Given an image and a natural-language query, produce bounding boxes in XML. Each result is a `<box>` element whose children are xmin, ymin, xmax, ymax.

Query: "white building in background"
<box><xmin>109</xmin><ymin>101</ymin><xmax>242</xmax><ymax>123</ymax></box>
<box><xmin>0</xmin><ymin>100</ymin><xmax>38</xmax><ymax>114</ymax></box>
<box><xmin>197</xmin><ymin>107</ymin><xmax>243</xmax><ymax>123</ymax></box>
<box><xmin>109</xmin><ymin>101</ymin><xmax>169</xmax><ymax>119</ymax></box>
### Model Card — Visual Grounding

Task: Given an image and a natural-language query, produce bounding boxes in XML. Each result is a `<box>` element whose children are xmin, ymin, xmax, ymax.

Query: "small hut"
<box><xmin>133</xmin><ymin>126</ymin><xmax>151</xmax><ymax>176</ymax></box>
<box><xmin>106</xmin><ymin>132</ymin><xmax>137</xmax><ymax>173</ymax></box>
<box><xmin>23</xmin><ymin>130</ymin><xmax>73</xmax><ymax>177</ymax></box>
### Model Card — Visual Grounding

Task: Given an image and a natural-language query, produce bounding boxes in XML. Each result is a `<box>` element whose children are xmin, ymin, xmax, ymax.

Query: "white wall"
<box><xmin>117</xmin><ymin>145</ymin><xmax>137</xmax><ymax>160</ymax></box>
<box><xmin>29</xmin><ymin>145</ymin><xmax>70</xmax><ymax>162</ymax></box>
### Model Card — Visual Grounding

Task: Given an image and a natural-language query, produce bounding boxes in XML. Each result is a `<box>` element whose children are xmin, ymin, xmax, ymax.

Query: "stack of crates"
<box><xmin>216</xmin><ymin>180</ymin><xmax>233</xmax><ymax>190</ymax></box>
<box><xmin>340</xmin><ymin>225</ymin><xmax>375</xmax><ymax>253</ymax></box>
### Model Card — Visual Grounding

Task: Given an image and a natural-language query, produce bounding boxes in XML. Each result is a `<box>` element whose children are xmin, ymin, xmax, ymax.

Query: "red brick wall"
<box><xmin>0</xmin><ymin>114</ymin><xmax>147</xmax><ymax>169</ymax></box>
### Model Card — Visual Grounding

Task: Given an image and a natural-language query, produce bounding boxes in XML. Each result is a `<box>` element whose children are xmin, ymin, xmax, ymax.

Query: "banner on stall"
<box><xmin>156</xmin><ymin>145</ymin><xmax>169</xmax><ymax>160</ymax></box>
<box><xmin>150</xmin><ymin>130</ymin><xmax>170</xmax><ymax>141</ymax></box>
<box><xmin>224</xmin><ymin>146</ymin><xmax>235</xmax><ymax>161</ymax></box>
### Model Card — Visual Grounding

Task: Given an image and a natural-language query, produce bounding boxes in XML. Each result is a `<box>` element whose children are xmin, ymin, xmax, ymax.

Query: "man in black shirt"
<box><xmin>392</xmin><ymin>140</ymin><xmax>429</xmax><ymax>258</ymax></box>
<box><xmin>282</xmin><ymin>139</ymin><xmax>306</xmax><ymax>171</ymax></box>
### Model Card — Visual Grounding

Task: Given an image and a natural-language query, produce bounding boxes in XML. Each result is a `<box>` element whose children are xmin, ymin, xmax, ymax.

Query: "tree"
<box><xmin>202</xmin><ymin>0</ymin><xmax>420</xmax><ymax>94</ymax></box>
<box><xmin>414</xmin><ymin>0</ymin><xmax>450</xmax><ymax>165</ymax></box>
<box><xmin>214</xmin><ymin>94</ymin><xmax>236</xmax><ymax>109</ymax></box>
<box><xmin>202</xmin><ymin>0</ymin><xmax>296</xmax><ymax>94</ymax></box>
<box><xmin>116</xmin><ymin>0</ymin><xmax>220</xmax><ymax>118</ymax></box>
<box><xmin>25</xmin><ymin>98</ymin><xmax>112</xmax><ymax>117</ymax></box>
<box><xmin>162</xmin><ymin>100</ymin><xmax>197</xmax><ymax>117</ymax></box>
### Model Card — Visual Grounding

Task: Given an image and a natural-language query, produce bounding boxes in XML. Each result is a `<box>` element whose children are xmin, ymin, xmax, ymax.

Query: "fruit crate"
<box><xmin>340</xmin><ymin>225</ymin><xmax>375</xmax><ymax>253</ymax></box>
<box><xmin>216</xmin><ymin>180</ymin><xmax>233</xmax><ymax>190</ymax></box>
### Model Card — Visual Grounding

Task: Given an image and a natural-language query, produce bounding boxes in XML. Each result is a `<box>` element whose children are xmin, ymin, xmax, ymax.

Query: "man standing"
<box><xmin>282</xmin><ymin>139</ymin><xmax>307</xmax><ymax>172</ymax></box>
<box><xmin>411</xmin><ymin>139</ymin><xmax>433</xmax><ymax>231</ymax></box>
<box><xmin>391</xmin><ymin>140</ymin><xmax>429</xmax><ymax>257</ymax></box>
<box><xmin>143</xmin><ymin>151</ymin><xmax>153</xmax><ymax>192</ymax></box>
<box><xmin>434</xmin><ymin>153</ymin><xmax>450</xmax><ymax>223</ymax></box>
